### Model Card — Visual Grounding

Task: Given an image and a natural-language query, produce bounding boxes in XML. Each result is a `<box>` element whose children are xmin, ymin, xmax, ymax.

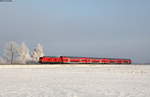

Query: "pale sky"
<box><xmin>0</xmin><ymin>0</ymin><xmax>150</xmax><ymax>63</ymax></box>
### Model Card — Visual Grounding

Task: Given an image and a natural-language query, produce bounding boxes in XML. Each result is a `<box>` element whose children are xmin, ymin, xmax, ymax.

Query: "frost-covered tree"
<box><xmin>17</xmin><ymin>42</ymin><xmax>31</xmax><ymax>64</ymax></box>
<box><xmin>31</xmin><ymin>44</ymin><xmax>44</xmax><ymax>63</ymax></box>
<box><xmin>3</xmin><ymin>41</ymin><xmax>19</xmax><ymax>64</ymax></box>
<box><xmin>2</xmin><ymin>41</ymin><xmax>45</xmax><ymax>64</ymax></box>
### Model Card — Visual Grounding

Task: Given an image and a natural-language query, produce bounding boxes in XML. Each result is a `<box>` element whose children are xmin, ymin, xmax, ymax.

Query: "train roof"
<box><xmin>60</xmin><ymin>56</ymin><xmax>131</xmax><ymax>60</ymax></box>
<box><xmin>42</xmin><ymin>56</ymin><xmax>59</xmax><ymax>58</ymax></box>
<box><xmin>41</xmin><ymin>56</ymin><xmax>131</xmax><ymax>60</ymax></box>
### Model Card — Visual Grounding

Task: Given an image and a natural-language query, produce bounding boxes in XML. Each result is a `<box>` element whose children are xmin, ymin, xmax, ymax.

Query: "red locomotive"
<box><xmin>39</xmin><ymin>56</ymin><xmax>132</xmax><ymax>64</ymax></box>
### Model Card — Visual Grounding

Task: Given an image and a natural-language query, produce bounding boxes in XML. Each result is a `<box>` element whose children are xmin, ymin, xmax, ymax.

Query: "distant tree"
<box><xmin>17</xmin><ymin>42</ymin><xmax>31</xmax><ymax>64</ymax></box>
<box><xmin>3</xmin><ymin>41</ymin><xmax>19</xmax><ymax>64</ymax></box>
<box><xmin>31</xmin><ymin>44</ymin><xmax>44</xmax><ymax>63</ymax></box>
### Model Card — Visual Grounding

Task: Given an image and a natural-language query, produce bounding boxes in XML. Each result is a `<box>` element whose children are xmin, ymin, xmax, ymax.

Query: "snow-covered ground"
<box><xmin>0</xmin><ymin>65</ymin><xmax>150</xmax><ymax>97</ymax></box>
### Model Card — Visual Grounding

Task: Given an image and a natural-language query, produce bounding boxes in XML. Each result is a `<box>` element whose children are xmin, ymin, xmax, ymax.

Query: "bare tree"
<box><xmin>17</xmin><ymin>42</ymin><xmax>31</xmax><ymax>64</ymax></box>
<box><xmin>3</xmin><ymin>41</ymin><xmax>19</xmax><ymax>64</ymax></box>
<box><xmin>31</xmin><ymin>44</ymin><xmax>44</xmax><ymax>63</ymax></box>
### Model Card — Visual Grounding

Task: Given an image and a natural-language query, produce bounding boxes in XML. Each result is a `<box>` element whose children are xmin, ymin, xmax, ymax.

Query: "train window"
<box><xmin>63</xmin><ymin>59</ymin><xmax>68</xmax><ymax>61</ymax></box>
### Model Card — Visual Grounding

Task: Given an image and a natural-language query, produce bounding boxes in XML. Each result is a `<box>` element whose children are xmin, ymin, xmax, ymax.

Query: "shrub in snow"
<box><xmin>0</xmin><ymin>57</ymin><xmax>6</xmax><ymax>64</ymax></box>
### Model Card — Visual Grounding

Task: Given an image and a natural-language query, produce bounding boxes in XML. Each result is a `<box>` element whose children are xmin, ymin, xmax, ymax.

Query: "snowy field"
<box><xmin>0</xmin><ymin>65</ymin><xmax>150</xmax><ymax>97</ymax></box>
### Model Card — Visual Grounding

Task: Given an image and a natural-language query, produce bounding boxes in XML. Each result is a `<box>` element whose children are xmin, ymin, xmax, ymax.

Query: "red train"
<box><xmin>39</xmin><ymin>56</ymin><xmax>132</xmax><ymax>64</ymax></box>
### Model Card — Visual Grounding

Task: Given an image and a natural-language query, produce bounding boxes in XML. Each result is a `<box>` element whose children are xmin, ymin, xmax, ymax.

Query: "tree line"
<box><xmin>0</xmin><ymin>41</ymin><xmax>44</xmax><ymax>64</ymax></box>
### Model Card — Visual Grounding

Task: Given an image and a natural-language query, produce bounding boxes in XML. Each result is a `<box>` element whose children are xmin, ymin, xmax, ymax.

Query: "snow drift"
<box><xmin>0</xmin><ymin>65</ymin><xmax>150</xmax><ymax>97</ymax></box>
